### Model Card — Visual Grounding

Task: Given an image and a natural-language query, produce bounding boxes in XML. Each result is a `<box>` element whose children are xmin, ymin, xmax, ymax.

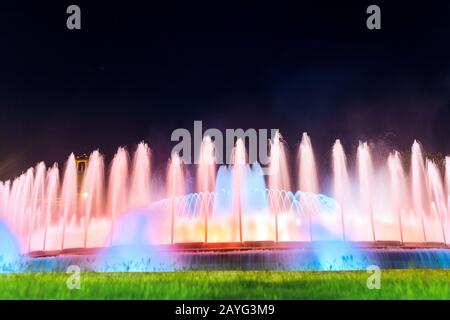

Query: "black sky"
<box><xmin>1</xmin><ymin>1</ymin><xmax>450</xmax><ymax>179</ymax></box>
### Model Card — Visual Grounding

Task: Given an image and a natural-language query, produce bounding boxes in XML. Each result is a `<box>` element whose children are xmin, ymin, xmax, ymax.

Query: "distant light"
<box><xmin>81</xmin><ymin>192</ymin><xmax>89</xmax><ymax>199</ymax></box>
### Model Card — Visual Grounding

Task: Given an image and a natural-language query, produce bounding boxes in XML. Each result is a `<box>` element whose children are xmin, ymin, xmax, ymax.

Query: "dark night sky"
<box><xmin>1</xmin><ymin>1</ymin><xmax>450</xmax><ymax>179</ymax></box>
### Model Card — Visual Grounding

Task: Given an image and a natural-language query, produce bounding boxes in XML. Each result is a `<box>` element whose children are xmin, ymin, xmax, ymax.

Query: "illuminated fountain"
<box><xmin>0</xmin><ymin>134</ymin><xmax>450</xmax><ymax>259</ymax></box>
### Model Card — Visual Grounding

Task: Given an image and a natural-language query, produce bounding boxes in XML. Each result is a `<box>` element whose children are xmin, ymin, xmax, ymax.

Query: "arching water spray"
<box><xmin>197</xmin><ymin>136</ymin><xmax>216</xmax><ymax>243</ymax></box>
<box><xmin>332</xmin><ymin>139</ymin><xmax>349</xmax><ymax>240</ymax></box>
<box><xmin>411</xmin><ymin>141</ymin><xmax>428</xmax><ymax>242</ymax></box>
<box><xmin>232</xmin><ymin>138</ymin><xmax>247</xmax><ymax>243</ymax></box>
<box><xmin>268</xmin><ymin>132</ymin><xmax>291</xmax><ymax>242</ymax></box>
<box><xmin>167</xmin><ymin>152</ymin><xmax>185</xmax><ymax>244</ymax></box>
<box><xmin>80</xmin><ymin>151</ymin><xmax>105</xmax><ymax>248</ymax></box>
<box><xmin>107</xmin><ymin>147</ymin><xmax>130</xmax><ymax>245</ymax></box>
<box><xmin>387</xmin><ymin>151</ymin><xmax>405</xmax><ymax>243</ymax></box>
<box><xmin>357</xmin><ymin>142</ymin><xmax>376</xmax><ymax>241</ymax></box>
<box><xmin>130</xmin><ymin>143</ymin><xmax>151</xmax><ymax>208</ymax></box>
<box><xmin>60</xmin><ymin>154</ymin><xmax>77</xmax><ymax>250</ymax></box>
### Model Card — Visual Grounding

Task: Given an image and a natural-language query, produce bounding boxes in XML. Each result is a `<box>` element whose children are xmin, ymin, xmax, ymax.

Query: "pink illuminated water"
<box><xmin>0</xmin><ymin>134</ymin><xmax>449</xmax><ymax>255</ymax></box>
<box><xmin>130</xmin><ymin>143</ymin><xmax>151</xmax><ymax>208</ymax></box>
<box><xmin>298</xmin><ymin>133</ymin><xmax>319</xmax><ymax>193</ymax></box>
<box><xmin>167</xmin><ymin>152</ymin><xmax>185</xmax><ymax>244</ymax></box>
<box><xmin>107</xmin><ymin>147</ymin><xmax>129</xmax><ymax>245</ymax></box>
<box><xmin>196</xmin><ymin>136</ymin><xmax>216</xmax><ymax>242</ymax></box>
<box><xmin>332</xmin><ymin>139</ymin><xmax>349</xmax><ymax>240</ymax></box>
<box><xmin>357</xmin><ymin>142</ymin><xmax>376</xmax><ymax>241</ymax></box>
<box><xmin>268</xmin><ymin>132</ymin><xmax>291</xmax><ymax>242</ymax></box>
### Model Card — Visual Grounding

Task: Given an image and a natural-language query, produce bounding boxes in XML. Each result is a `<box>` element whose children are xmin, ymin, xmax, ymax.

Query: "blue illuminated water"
<box><xmin>0</xmin><ymin>219</ymin><xmax>21</xmax><ymax>273</ymax></box>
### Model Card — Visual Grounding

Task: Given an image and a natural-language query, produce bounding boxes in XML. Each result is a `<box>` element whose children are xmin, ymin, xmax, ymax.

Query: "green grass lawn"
<box><xmin>0</xmin><ymin>269</ymin><xmax>449</xmax><ymax>299</ymax></box>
